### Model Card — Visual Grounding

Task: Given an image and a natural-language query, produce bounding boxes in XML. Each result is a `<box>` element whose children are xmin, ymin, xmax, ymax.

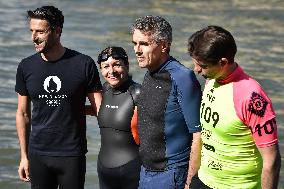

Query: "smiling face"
<box><xmin>100</xmin><ymin>57</ymin><xmax>129</xmax><ymax>88</ymax></box>
<box><xmin>132</xmin><ymin>29</ymin><xmax>167</xmax><ymax>72</ymax></box>
<box><xmin>29</xmin><ymin>18</ymin><xmax>58</xmax><ymax>53</ymax></box>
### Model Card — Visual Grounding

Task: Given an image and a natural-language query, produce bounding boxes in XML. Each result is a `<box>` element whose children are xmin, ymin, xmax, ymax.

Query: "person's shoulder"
<box><xmin>64</xmin><ymin>48</ymin><xmax>81</xmax><ymax>57</ymax></box>
<box><xmin>102</xmin><ymin>82</ymin><xmax>111</xmax><ymax>93</ymax></box>
<box><xmin>65</xmin><ymin>48</ymin><xmax>95</xmax><ymax>65</ymax></box>
<box><xmin>22</xmin><ymin>53</ymin><xmax>40</xmax><ymax>62</ymax></box>
<box><xmin>131</xmin><ymin>80</ymin><xmax>142</xmax><ymax>88</ymax></box>
<box><xmin>236</xmin><ymin>71</ymin><xmax>264</xmax><ymax>92</ymax></box>
<box><xmin>167</xmin><ymin>57</ymin><xmax>193</xmax><ymax>74</ymax></box>
<box><xmin>20</xmin><ymin>53</ymin><xmax>41</xmax><ymax>67</ymax></box>
<box><xmin>233</xmin><ymin>71</ymin><xmax>270</xmax><ymax>102</ymax></box>
<box><xmin>129</xmin><ymin>80</ymin><xmax>141</xmax><ymax>96</ymax></box>
<box><xmin>167</xmin><ymin>58</ymin><xmax>196</xmax><ymax>81</ymax></box>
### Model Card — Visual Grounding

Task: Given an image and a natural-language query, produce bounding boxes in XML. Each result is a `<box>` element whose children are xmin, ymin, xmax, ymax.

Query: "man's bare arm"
<box><xmin>16</xmin><ymin>94</ymin><xmax>31</xmax><ymax>182</ymax></box>
<box><xmin>185</xmin><ymin>132</ymin><xmax>202</xmax><ymax>188</ymax></box>
<box><xmin>87</xmin><ymin>91</ymin><xmax>102</xmax><ymax>116</ymax></box>
<box><xmin>258</xmin><ymin>144</ymin><xmax>281</xmax><ymax>189</ymax></box>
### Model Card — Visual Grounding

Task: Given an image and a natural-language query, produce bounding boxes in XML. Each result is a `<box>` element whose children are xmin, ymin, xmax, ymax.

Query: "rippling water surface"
<box><xmin>0</xmin><ymin>0</ymin><xmax>283</xmax><ymax>188</ymax></box>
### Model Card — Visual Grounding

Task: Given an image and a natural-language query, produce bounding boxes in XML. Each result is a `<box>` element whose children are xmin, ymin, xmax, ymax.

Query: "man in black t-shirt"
<box><xmin>15</xmin><ymin>6</ymin><xmax>102</xmax><ymax>189</ymax></box>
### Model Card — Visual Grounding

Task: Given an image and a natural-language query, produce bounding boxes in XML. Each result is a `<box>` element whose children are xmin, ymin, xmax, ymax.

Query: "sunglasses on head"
<box><xmin>98</xmin><ymin>53</ymin><xmax>127</xmax><ymax>63</ymax></box>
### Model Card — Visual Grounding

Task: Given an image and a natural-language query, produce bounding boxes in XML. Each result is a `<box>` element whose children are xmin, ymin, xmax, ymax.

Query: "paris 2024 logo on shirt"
<box><xmin>38</xmin><ymin>76</ymin><xmax>68</xmax><ymax>107</ymax></box>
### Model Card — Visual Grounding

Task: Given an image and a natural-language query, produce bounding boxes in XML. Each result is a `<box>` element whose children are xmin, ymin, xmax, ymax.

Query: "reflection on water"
<box><xmin>0</xmin><ymin>0</ymin><xmax>283</xmax><ymax>188</ymax></box>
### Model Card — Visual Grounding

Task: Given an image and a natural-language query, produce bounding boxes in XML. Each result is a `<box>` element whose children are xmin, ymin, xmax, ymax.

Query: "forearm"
<box><xmin>261</xmin><ymin>150</ymin><xmax>281</xmax><ymax>189</ymax></box>
<box><xmin>16</xmin><ymin>95</ymin><xmax>31</xmax><ymax>181</ymax></box>
<box><xmin>16</xmin><ymin>110</ymin><xmax>31</xmax><ymax>159</ymax></box>
<box><xmin>87</xmin><ymin>91</ymin><xmax>102</xmax><ymax>116</ymax></box>
<box><xmin>261</xmin><ymin>168</ymin><xmax>280</xmax><ymax>189</ymax></box>
<box><xmin>186</xmin><ymin>132</ymin><xmax>202</xmax><ymax>185</ymax></box>
<box><xmin>258</xmin><ymin>144</ymin><xmax>281</xmax><ymax>189</ymax></box>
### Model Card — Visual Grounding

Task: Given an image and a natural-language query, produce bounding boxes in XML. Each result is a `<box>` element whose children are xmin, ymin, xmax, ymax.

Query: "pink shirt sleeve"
<box><xmin>233</xmin><ymin>78</ymin><xmax>278</xmax><ymax>147</ymax></box>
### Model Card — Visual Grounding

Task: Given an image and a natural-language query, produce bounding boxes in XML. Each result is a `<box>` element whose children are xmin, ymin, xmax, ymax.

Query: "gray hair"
<box><xmin>131</xmin><ymin>15</ymin><xmax>172</xmax><ymax>44</ymax></box>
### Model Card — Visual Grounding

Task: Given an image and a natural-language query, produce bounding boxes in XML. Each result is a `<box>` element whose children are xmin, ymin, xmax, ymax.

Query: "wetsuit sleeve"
<box><xmin>234</xmin><ymin>81</ymin><xmax>278</xmax><ymax>147</ymax></box>
<box><xmin>175</xmin><ymin>70</ymin><xmax>202</xmax><ymax>132</ymax></box>
<box><xmin>131</xmin><ymin>107</ymin><xmax>140</xmax><ymax>145</ymax></box>
<box><xmin>129</xmin><ymin>83</ymin><xmax>141</xmax><ymax>105</ymax></box>
<box><xmin>15</xmin><ymin>61</ymin><xmax>28</xmax><ymax>96</ymax></box>
<box><xmin>129</xmin><ymin>82</ymin><xmax>141</xmax><ymax>145</ymax></box>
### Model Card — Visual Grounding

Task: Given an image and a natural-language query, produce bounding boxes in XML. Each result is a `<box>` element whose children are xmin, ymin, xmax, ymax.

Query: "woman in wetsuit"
<box><xmin>96</xmin><ymin>46</ymin><xmax>141</xmax><ymax>189</ymax></box>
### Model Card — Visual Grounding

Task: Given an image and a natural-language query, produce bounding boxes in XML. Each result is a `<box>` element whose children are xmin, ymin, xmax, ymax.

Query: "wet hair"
<box><xmin>187</xmin><ymin>25</ymin><xmax>237</xmax><ymax>65</ymax></box>
<box><xmin>130</xmin><ymin>15</ymin><xmax>172</xmax><ymax>46</ymax></box>
<box><xmin>97</xmin><ymin>46</ymin><xmax>129</xmax><ymax>67</ymax></box>
<box><xmin>27</xmin><ymin>6</ymin><xmax>64</xmax><ymax>30</ymax></box>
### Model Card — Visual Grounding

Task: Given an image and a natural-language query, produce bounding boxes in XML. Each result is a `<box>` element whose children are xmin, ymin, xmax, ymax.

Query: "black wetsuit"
<box><xmin>97</xmin><ymin>79</ymin><xmax>141</xmax><ymax>189</ymax></box>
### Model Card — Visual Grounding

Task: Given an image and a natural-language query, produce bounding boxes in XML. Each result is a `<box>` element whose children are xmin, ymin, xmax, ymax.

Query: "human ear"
<box><xmin>55</xmin><ymin>27</ymin><xmax>62</xmax><ymax>37</ymax></box>
<box><xmin>219</xmin><ymin>58</ymin><xmax>229</xmax><ymax>67</ymax></box>
<box><xmin>161</xmin><ymin>41</ymin><xmax>170</xmax><ymax>53</ymax></box>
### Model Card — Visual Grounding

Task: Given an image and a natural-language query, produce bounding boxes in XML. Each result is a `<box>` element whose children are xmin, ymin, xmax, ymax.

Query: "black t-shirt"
<box><xmin>15</xmin><ymin>48</ymin><xmax>102</xmax><ymax>156</ymax></box>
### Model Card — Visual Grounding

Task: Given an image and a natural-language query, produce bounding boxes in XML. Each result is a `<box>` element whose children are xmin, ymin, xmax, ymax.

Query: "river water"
<box><xmin>0</xmin><ymin>0</ymin><xmax>283</xmax><ymax>188</ymax></box>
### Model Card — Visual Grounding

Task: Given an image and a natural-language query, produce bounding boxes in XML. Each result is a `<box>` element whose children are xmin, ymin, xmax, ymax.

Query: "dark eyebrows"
<box><xmin>140</xmin><ymin>41</ymin><xmax>149</xmax><ymax>46</ymax></box>
<box><xmin>132</xmin><ymin>40</ymin><xmax>149</xmax><ymax>46</ymax></box>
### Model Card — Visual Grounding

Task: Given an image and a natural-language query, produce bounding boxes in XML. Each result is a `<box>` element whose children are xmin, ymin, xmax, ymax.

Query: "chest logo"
<box><xmin>105</xmin><ymin>104</ymin><xmax>119</xmax><ymax>109</ymax></box>
<box><xmin>43</xmin><ymin>76</ymin><xmax>61</xmax><ymax>93</ymax></box>
<box><xmin>39</xmin><ymin>76</ymin><xmax>67</xmax><ymax>107</ymax></box>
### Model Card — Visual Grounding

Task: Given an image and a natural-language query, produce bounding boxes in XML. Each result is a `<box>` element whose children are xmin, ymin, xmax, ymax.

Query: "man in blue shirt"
<box><xmin>131</xmin><ymin>15</ymin><xmax>202</xmax><ymax>189</ymax></box>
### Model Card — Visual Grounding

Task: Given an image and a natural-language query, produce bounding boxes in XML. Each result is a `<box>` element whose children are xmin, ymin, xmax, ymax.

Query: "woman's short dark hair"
<box><xmin>97</xmin><ymin>46</ymin><xmax>129</xmax><ymax>67</ymax></box>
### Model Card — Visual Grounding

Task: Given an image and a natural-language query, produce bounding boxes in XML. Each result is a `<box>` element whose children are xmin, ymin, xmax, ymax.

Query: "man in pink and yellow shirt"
<box><xmin>186</xmin><ymin>25</ymin><xmax>281</xmax><ymax>189</ymax></box>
